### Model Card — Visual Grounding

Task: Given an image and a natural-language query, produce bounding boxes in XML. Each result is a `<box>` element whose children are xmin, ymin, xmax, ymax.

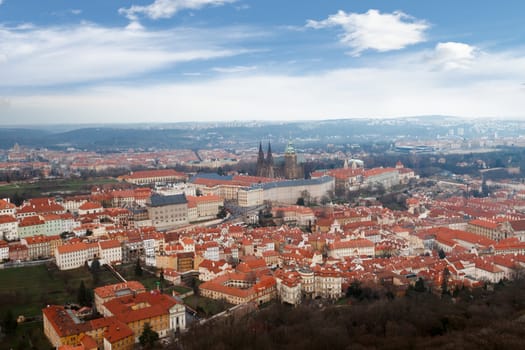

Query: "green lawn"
<box><xmin>0</xmin><ymin>264</ymin><xmax>122</xmax><ymax>318</ymax></box>
<box><xmin>0</xmin><ymin>177</ymin><xmax>118</xmax><ymax>201</ymax></box>
<box><xmin>172</xmin><ymin>285</ymin><xmax>193</xmax><ymax>295</ymax></box>
<box><xmin>115</xmin><ymin>263</ymin><xmax>160</xmax><ymax>291</ymax></box>
<box><xmin>183</xmin><ymin>295</ymin><xmax>232</xmax><ymax>317</ymax></box>
<box><xmin>0</xmin><ymin>321</ymin><xmax>53</xmax><ymax>350</ymax></box>
<box><xmin>0</xmin><ymin>263</ymin><xmax>124</xmax><ymax>349</ymax></box>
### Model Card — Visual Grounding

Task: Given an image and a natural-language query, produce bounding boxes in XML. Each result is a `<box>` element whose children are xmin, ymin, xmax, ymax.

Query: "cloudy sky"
<box><xmin>0</xmin><ymin>0</ymin><xmax>524</xmax><ymax>124</ymax></box>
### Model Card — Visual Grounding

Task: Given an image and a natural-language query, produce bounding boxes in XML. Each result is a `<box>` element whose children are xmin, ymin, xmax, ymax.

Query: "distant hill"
<box><xmin>0</xmin><ymin>117</ymin><xmax>514</xmax><ymax>151</ymax></box>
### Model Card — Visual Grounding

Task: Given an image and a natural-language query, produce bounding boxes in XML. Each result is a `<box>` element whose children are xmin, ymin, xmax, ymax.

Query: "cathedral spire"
<box><xmin>256</xmin><ymin>142</ymin><xmax>265</xmax><ymax>177</ymax></box>
<box><xmin>266</xmin><ymin>142</ymin><xmax>273</xmax><ymax>167</ymax></box>
<box><xmin>266</xmin><ymin>142</ymin><xmax>274</xmax><ymax>178</ymax></box>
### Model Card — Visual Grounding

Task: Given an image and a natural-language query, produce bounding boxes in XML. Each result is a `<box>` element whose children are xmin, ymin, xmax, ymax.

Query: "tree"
<box><xmin>77</xmin><ymin>280</ymin><xmax>88</xmax><ymax>306</ymax></box>
<box><xmin>2</xmin><ymin>309</ymin><xmax>17</xmax><ymax>335</ymax></box>
<box><xmin>139</xmin><ymin>322</ymin><xmax>159</xmax><ymax>348</ymax></box>
<box><xmin>414</xmin><ymin>277</ymin><xmax>426</xmax><ymax>293</ymax></box>
<box><xmin>217</xmin><ymin>206</ymin><xmax>228</xmax><ymax>219</ymax></box>
<box><xmin>135</xmin><ymin>258</ymin><xmax>143</xmax><ymax>277</ymax></box>
<box><xmin>90</xmin><ymin>258</ymin><xmax>101</xmax><ymax>285</ymax></box>
<box><xmin>442</xmin><ymin>267</ymin><xmax>451</xmax><ymax>295</ymax></box>
<box><xmin>159</xmin><ymin>268</ymin><xmax>165</xmax><ymax>291</ymax></box>
<box><xmin>90</xmin><ymin>258</ymin><xmax>101</xmax><ymax>273</ymax></box>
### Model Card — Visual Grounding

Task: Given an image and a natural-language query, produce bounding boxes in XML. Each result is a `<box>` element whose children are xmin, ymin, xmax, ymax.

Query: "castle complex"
<box><xmin>256</xmin><ymin>141</ymin><xmax>303</xmax><ymax>180</ymax></box>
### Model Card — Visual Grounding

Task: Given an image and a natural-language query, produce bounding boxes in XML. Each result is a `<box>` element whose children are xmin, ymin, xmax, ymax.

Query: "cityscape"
<box><xmin>1</xmin><ymin>1</ymin><xmax>525</xmax><ymax>350</ymax></box>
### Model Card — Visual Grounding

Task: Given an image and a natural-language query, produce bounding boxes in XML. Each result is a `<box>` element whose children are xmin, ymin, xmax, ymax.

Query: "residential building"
<box><xmin>98</xmin><ymin>240</ymin><xmax>123</xmax><ymax>265</ymax></box>
<box><xmin>94</xmin><ymin>281</ymin><xmax>146</xmax><ymax>314</ymax></box>
<box><xmin>0</xmin><ymin>214</ymin><xmax>18</xmax><ymax>240</ymax></box>
<box><xmin>121</xmin><ymin>169</ymin><xmax>186</xmax><ymax>185</ymax></box>
<box><xmin>147</xmin><ymin>194</ymin><xmax>188</xmax><ymax>230</ymax></box>
<box><xmin>55</xmin><ymin>242</ymin><xmax>99</xmax><ymax>270</ymax></box>
<box><xmin>328</xmin><ymin>238</ymin><xmax>375</xmax><ymax>259</ymax></box>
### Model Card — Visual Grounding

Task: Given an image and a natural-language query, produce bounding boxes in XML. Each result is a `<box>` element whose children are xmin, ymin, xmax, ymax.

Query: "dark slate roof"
<box><xmin>189</xmin><ymin>173</ymin><xmax>234</xmax><ymax>183</ymax></box>
<box><xmin>254</xmin><ymin>176</ymin><xmax>334</xmax><ymax>190</ymax></box>
<box><xmin>149</xmin><ymin>193</ymin><xmax>187</xmax><ymax>207</ymax></box>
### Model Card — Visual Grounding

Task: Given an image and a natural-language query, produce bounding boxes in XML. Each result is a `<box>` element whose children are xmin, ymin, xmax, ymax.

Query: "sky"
<box><xmin>0</xmin><ymin>0</ymin><xmax>525</xmax><ymax>125</ymax></box>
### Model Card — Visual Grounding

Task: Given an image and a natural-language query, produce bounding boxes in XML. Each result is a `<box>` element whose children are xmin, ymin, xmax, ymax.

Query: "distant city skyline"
<box><xmin>0</xmin><ymin>0</ymin><xmax>525</xmax><ymax>124</ymax></box>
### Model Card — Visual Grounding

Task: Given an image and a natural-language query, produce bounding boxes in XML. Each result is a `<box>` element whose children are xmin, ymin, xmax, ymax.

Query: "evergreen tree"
<box><xmin>442</xmin><ymin>267</ymin><xmax>451</xmax><ymax>295</ymax></box>
<box><xmin>139</xmin><ymin>322</ymin><xmax>159</xmax><ymax>348</ymax></box>
<box><xmin>78</xmin><ymin>280</ymin><xmax>87</xmax><ymax>306</ymax></box>
<box><xmin>2</xmin><ymin>309</ymin><xmax>17</xmax><ymax>335</ymax></box>
<box><xmin>135</xmin><ymin>258</ymin><xmax>143</xmax><ymax>277</ymax></box>
<box><xmin>414</xmin><ymin>277</ymin><xmax>426</xmax><ymax>292</ymax></box>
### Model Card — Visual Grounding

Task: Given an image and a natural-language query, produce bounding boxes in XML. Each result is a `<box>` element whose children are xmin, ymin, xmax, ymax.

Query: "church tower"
<box><xmin>266</xmin><ymin>142</ymin><xmax>274</xmax><ymax>178</ymax></box>
<box><xmin>284</xmin><ymin>141</ymin><xmax>303</xmax><ymax>179</ymax></box>
<box><xmin>256</xmin><ymin>142</ymin><xmax>265</xmax><ymax>177</ymax></box>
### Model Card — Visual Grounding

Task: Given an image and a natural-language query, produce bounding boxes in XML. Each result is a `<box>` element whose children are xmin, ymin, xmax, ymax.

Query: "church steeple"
<box><xmin>266</xmin><ymin>142</ymin><xmax>274</xmax><ymax>178</ymax></box>
<box><xmin>266</xmin><ymin>142</ymin><xmax>273</xmax><ymax>167</ymax></box>
<box><xmin>256</xmin><ymin>142</ymin><xmax>265</xmax><ymax>177</ymax></box>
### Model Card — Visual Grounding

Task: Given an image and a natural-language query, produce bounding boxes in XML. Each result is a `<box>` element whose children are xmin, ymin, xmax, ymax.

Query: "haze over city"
<box><xmin>1</xmin><ymin>0</ymin><xmax>525</xmax><ymax>124</ymax></box>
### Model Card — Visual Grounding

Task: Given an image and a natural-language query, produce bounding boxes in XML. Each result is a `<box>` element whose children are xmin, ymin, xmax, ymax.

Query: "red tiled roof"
<box><xmin>98</xmin><ymin>239</ymin><xmax>121</xmax><ymax>250</ymax></box>
<box><xmin>126</xmin><ymin>169</ymin><xmax>186</xmax><ymax>180</ymax></box>
<box><xmin>0</xmin><ymin>214</ymin><xmax>16</xmax><ymax>224</ymax></box>
<box><xmin>103</xmin><ymin>291</ymin><xmax>179</xmax><ymax>324</ymax></box>
<box><xmin>94</xmin><ymin>281</ymin><xmax>146</xmax><ymax>299</ymax></box>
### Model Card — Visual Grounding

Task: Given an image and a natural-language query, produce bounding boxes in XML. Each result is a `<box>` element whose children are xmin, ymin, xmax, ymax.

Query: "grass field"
<box><xmin>0</xmin><ymin>177</ymin><xmax>118</xmax><ymax>201</ymax></box>
<box><xmin>183</xmin><ymin>295</ymin><xmax>232</xmax><ymax>317</ymax></box>
<box><xmin>0</xmin><ymin>263</ymin><xmax>122</xmax><ymax>349</ymax></box>
<box><xmin>0</xmin><ymin>319</ymin><xmax>54</xmax><ymax>350</ymax></box>
<box><xmin>115</xmin><ymin>263</ymin><xmax>160</xmax><ymax>290</ymax></box>
<box><xmin>0</xmin><ymin>263</ymin><xmax>124</xmax><ymax>317</ymax></box>
<box><xmin>0</xmin><ymin>262</ymin><xmax>164</xmax><ymax>348</ymax></box>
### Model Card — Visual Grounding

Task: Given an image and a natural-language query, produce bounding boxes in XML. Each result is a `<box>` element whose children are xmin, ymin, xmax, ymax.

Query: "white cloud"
<box><xmin>6</xmin><ymin>48</ymin><xmax>525</xmax><ymax>124</ymax></box>
<box><xmin>307</xmin><ymin>9</ymin><xmax>428</xmax><ymax>56</ymax></box>
<box><xmin>212</xmin><ymin>65</ymin><xmax>256</xmax><ymax>73</ymax></box>
<box><xmin>428</xmin><ymin>42</ymin><xmax>478</xmax><ymax>70</ymax></box>
<box><xmin>71</xmin><ymin>9</ymin><xmax>82</xmax><ymax>15</ymax></box>
<box><xmin>119</xmin><ymin>0</ymin><xmax>237</xmax><ymax>21</ymax></box>
<box><xmin>0</xmin><ymin>23</ymin><xmax>255</xmax><ymax>86</ymax></box>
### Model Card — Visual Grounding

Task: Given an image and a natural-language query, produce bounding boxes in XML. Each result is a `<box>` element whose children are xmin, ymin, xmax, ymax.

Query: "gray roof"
<box><xmin>189</xmin><ymin>173</ymin><xmax>233</xmax><ymax>183</ymax></box>
<box><xmin>254</xmin><ymin>176</ymin><xmax>334</xmax><ymax>190</ymax></box>
<box><xmin>149</xmin><ymin>193</ymin><xmax>187</xmax><ymax>207</ymax></box>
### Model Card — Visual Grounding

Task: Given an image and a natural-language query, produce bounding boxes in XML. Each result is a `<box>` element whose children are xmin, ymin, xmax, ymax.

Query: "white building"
<box><xmin>0</xmin><ymin>199</ymin><xmax>16</xmax><ymax>216</ymax></box>
<box><xmin>99</xmin><ymin>240</ymin><xmax>123</xmax><ymax>265</ymax></box>
<box><xmin>55</xmin><ymin>242</ymin><xmax>99</xmax><ymax>270</ymax></box>
<box><xmin>328</xmin><ymin>238</ymin><xmax>375</xmax><ymax>259</ymax></box>
<box><xmin>0</xmin><ymin>240</ymin><xmax>9</xmax><ymax>261</ymax></box>
<box><xmin>0</xmin><ymin>215</ymin><xmax>18</xmax><ymax>241</ymax></box>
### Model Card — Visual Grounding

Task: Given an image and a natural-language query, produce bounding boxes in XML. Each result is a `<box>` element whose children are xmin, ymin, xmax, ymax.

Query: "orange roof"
<box><xmin>19</xmin><ymin>215</ymin><xmax>45</xmax><ymax>227</ymax></box>
<box><xmin>79</xmin><ymin>334</ymin><xmax>98</xmax><ymax>350</ymax></box>
<box><xmin>42</xmin><ymin>305</ymin><xmax>92</xmax><ymax>337</ymax></box>
<box><xmin>0</xmin><ymin>214</ymin><xmax>16</xmax><ymax>224</ymax></box>
<box><xmin>56</xmin><ymin>242</ymin><xmax>91</xmax><ymax>254</ymax></box>
<box><xmin>364</xmin><ymin>167</ymin><xmax>398</xmax><ymax>177</ymax></box>
<box><xmin>330</xmin><ymin>238</ymin><xmax>374</xmax><ymax>250</ymax></box>
<box><xmin>23</xmin><ymin>235</ymin><xmax>51</xmax><ymax>245</ymax></box>
<box><xmin>0</xmin><ymin>199</ymin><xmax>15</xmax><ymax>210</ymax></box>
<box><xmin>186</xmin><ymin>195</ymin><xmax>223</xmax><ymax>203</ymax></box>
<box><xmin>98</xmin><ymin>239</ymin><xmax>121</xmax><ymax>250</ymax></box>
<box><xmin>94</xmin><ymin>281</ymin><xmax>146</xmax><ymax>299</ymax></box>
<box><xmin>79</xmin><ymin>201</ymin><xmax>103</xmax><ymax>210</ymax></box>
<box><xmin>469</xmin><ymin>219</ymin><xmax>498</xmax><ymax>229</ymax></box>
<box><xmin>126</xmin><ymin>169</ymin><xmax>186</xmax><ymax>180</ymax></box>
<box><xmin>102</xmin><ymin>291</ymin><xmax>179</xmax><ymax>324</ymax></box>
